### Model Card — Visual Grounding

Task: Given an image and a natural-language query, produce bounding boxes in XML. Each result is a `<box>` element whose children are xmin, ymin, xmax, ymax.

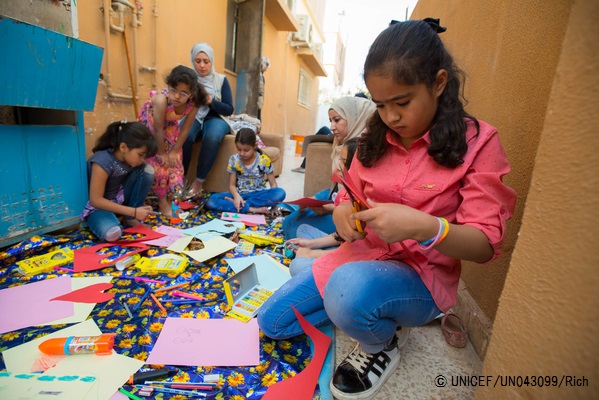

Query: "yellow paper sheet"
<box><xmin>2</xmin><ymin>319</ymin><xmax>103</xmax><ymax>373</ymax></box>
<box><xmin>47</xmin><ymin>351</ymin><xmax>143</xmax><ymax>400</ymax></box>
<box><xmin>168</xmin><ymin>234</ymin><xmax>237</xmax><ymax>263</ymax></box>
<box><xmin>0</xmin><ymin>371</ymin><xmax>98</xmax><ymax>400</ymax></box>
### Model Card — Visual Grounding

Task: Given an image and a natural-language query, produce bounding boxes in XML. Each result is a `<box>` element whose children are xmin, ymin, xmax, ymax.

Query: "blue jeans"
<box><xmin>282</xmin><ymin>188</ymin><xmax>335</xmax><ymax>240</ymax></box>
<box><xmin>289</xmin><ymin>224</ymin><xmax>338</xmax><ymax>276</ymax></box>
<box><xmin>85</xmin><ymin>163</ymin><xmax>154</xmax><ymax>241</ymax></box>
<box><xmin>257</xmin><ymin>260</ymin><xmax>441</xmax><ymax>353</ymax></box>
<box><xmin>182</xmin><ymin>117</ymin><xmax>231</xmax><ymax>181</ymax></box>
<box><xmin>205</xmin><ymin>188</ymin><xmax>286</xmax><ymax>213</ymax></box>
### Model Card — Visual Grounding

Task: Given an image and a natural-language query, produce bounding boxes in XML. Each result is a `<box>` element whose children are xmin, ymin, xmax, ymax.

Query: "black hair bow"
<box><xmin>422</xmin><ymin>17</ymin><xmax>447</xmax><ymax>33</ymax></box>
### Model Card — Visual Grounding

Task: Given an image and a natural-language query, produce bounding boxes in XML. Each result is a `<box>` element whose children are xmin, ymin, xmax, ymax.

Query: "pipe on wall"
<box><xmin>103</xmin><ymin>0</ymin><xmax>136</xmax><ymax>101</ymax></box>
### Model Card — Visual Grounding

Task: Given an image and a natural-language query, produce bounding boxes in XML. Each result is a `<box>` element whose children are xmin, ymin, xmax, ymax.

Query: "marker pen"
<box><xmin>127</xmin><ymin>368</ymin><xmax>178</xmax><ymax>385</ymax></box>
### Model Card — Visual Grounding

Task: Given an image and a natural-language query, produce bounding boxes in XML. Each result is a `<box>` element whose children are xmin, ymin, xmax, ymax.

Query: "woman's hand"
<box><xmin>332</xmin><ymin>202</ymin><xmax>366</xmax><ymax>242</ymax></box>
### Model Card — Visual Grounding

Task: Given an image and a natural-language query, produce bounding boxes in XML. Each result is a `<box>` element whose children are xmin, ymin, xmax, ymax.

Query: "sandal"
<box><xmin>441</xmin><ymin>313</ymin><xmax>468</xmax><ymax>348</ymax></box>
<box><xmin>182</xmin><ymin>186</ymin><xmax>203</xmax><ymax>200</ymax></box>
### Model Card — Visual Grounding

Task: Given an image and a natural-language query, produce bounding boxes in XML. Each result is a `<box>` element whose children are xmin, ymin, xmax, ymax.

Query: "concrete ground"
<box><xmin>278</xmin><ymin>139</ymin><xmax>483</xmax><ymax>400</ymax></box>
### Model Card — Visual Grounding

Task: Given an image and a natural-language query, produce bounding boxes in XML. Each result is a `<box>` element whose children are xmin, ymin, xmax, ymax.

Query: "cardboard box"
<box><xmin>224</xmin><ymin>263</ymin><xmax>274</xmax><ymax>323</ymax></box>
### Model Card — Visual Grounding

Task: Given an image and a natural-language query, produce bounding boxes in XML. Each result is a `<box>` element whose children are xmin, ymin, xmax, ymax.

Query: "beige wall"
<box><xmin>77</xmin><ymin>1</ymin><xmax>320</xmax><ymax>157</ymax></box>
<box><xmin>412</xmin><ymin>0</ymin><xmax>598</xmax><ymax>394</ymax></box>
<box><xmin>261</xmin><ymin>18</ymin><xmax>321</xmax><ymax>137</ymax></box>
<box><xmin>411</xmin><ymin>0</ymin><xmax>573</xmax><ymax>321</ymax></box>
<box><xmin>478</xmin><ymin>0</ymin><xmax>599</xmax><ymax>398</ymax></box>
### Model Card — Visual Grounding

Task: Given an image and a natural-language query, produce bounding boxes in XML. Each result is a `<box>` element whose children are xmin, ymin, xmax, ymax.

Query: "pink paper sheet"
<box><xmin>141</xmin><ymin>225</ymin><xmax>186</xmax><ymax>247</ymax></box>
<box><xmin>0</xmin><ymin>276</ymin><xmax>74</xmax><ymax>334</ymax></box>
<box><xmin>221</xmin><ymin>212</ymin><xmax>266</xmax><ymax>226</ymax></box>
<box><xmin>146</xmin><ymin>318</ymin><xmax>260</xmax><ymax>367</ymax></box>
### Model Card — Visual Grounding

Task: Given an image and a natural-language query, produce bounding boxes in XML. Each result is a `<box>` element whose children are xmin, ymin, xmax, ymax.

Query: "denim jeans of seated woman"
<box><xmin>85</xmin><ymin>163</ymin><xmax>154</xmax><ymax>241</ymax></box>
<box><xmin>182</xmin><ymin>116</ymin><xmax>231</xmax><ymax>182</ymax></box>
<box><xmin>205</xmin><ymin>188</ymin><xmax>286</xmax><ymax>213</ymax></box>
<box><xmin>289</xmin><ymin>224</ymin><xmax>339</xmax><ymax>276</ymax></box>
<box><xmin>257</xmin><ymin>260</ymin><xmax>441</xmax><ymax>354</ymax></box>
<box><xmin>282</xmin><ymin>188</ymin><xmax>335</xmax><ymax>240</ymax></box>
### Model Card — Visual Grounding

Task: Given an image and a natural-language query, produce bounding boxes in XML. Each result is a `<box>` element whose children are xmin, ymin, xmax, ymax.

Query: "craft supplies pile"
<box><xmin>0</xmin><ymin>197</ymin><xmax>332</xmax><ymax>399</ymax></box>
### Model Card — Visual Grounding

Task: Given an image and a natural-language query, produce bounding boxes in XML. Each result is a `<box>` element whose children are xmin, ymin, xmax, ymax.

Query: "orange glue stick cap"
<box><xmin>38</xmin><ymin>333</ymin><xmax>115</xmax><ymax>356</ymax></box>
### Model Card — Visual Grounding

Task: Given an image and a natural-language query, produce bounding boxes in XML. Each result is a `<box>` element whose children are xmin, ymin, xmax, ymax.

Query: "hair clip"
<box><xmin>422</xmin><ymin>17</ymin><xmax>447</xmax><ymax>34</ymax></box>
<box><xmin>120</xmin><ymin>119</ymin><xmax>128</xmax><ymax>124</ymax></box>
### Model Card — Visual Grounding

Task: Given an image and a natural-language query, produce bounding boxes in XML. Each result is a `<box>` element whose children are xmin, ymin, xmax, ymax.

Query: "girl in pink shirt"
<box><xmin>258</xmin><ymin>19</ymin><xmax>516</xmax><ymax>400</ymax></box>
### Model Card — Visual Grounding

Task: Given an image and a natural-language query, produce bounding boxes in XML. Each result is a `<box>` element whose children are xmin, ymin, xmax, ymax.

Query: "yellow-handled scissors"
<box><xmin>347</xmin><ymin>191</ymin><xmax>364</xmax><ymax>232</ymax></box>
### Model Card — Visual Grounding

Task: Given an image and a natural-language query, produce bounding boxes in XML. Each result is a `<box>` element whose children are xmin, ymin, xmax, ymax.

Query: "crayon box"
<box><xmin>223</xmin><ymin>263</ymin><xmax>273</xmax><ymax>323</ymax></box>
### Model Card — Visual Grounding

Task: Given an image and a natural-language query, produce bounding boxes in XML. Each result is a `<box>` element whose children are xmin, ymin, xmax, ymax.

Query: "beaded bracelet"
<box><xmin>418</xmin><ymin>217</ymin><xmax>450</xmax><ymax>250</ymax></box>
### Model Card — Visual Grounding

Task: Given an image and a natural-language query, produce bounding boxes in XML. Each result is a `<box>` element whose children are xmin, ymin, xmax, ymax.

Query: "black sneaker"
<box><xmin>330</xmin><ymin>328</ymin><xmax>410</xmax><ymax>400</ymax></box>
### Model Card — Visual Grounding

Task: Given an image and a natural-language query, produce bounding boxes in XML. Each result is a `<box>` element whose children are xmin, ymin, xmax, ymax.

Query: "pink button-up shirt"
<box><xmin>313</xmin><ymin>119</ymin><xmax>517</xmax><ymax>312</ymax></box>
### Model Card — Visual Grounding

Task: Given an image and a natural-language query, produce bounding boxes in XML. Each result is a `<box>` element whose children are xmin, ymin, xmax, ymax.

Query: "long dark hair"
<box><xmin>361</xmin><ymin>19</ymin><xmax>477</xmax><ymax>168</ymax></box>
<box><xmin>166</xmin><ymin>65</ymin><xmax>209</xmax><ymax>108</ymax></box>
<box><xmin>330</xmin><ymin>137</ymin><xmax>360</xmax><ymax>198</ymax></box>
<box><xmin>93</xmin><ymin>121</ymin><xmax>158</xmax><ymax>157</ymax></box>
<box><xmin>343</xmin><ymin>137</ymin><xmax>359</xmax><ymax>170</ymax></box>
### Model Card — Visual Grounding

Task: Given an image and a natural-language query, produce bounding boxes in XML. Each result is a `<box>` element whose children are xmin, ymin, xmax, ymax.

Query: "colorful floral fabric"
<box><xmin>0</xmin><ymin>194</ymin><xmax>325</xmax><ymax>399</ymax></box>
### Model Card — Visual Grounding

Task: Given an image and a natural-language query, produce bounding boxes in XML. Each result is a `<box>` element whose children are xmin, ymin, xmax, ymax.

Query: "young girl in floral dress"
<box><xmin>138</xmin><ymin>65</ymin><xmax>208</xmax><ymax>216</ymax></box>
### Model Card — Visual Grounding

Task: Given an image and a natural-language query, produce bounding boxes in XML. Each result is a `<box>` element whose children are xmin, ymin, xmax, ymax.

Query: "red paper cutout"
<box><xmin>332</xmin><ymin>165</ymin><xmax>370</xmax><ymax>208</ymax></box>
<box><xmin>74</xmin><ymin>243</ymin><xmax>149</xmax><ymax>272</ymax></box>
<box><xmin>50</xmin><ymin>282</ymin><xmax>114</xmax><ymax>303</ymax></box>
<box><xmin>110</xmin><ymin>225</ymin><xmax>166</xmax><ymax>244</ymax></box>
<box><xmin>284</xmin><ymin>198</ymin><xmax>333</xmax><ymax>208</ymax></box>
<box><xmin>262</xmin><ymin>307</ymin><xmax>332</xmax><ymax>400</ymax></box>
<box><xmin>179</xmin><ymin>201</ymin><xmax>195</xmax><ymax>210</ymax></box>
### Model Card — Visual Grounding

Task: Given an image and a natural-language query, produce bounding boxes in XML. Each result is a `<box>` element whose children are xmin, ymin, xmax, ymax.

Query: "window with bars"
<box><xmin>297</xmin><ymin>67</ymin><xmax>312</xmax><ymax>108</ymax></box>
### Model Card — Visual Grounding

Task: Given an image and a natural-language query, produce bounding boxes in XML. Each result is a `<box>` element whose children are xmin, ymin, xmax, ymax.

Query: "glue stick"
<box><xmin>38</xmin><ymin>333</ymin><xmax>115</xmax><ymax>355</ymax></box>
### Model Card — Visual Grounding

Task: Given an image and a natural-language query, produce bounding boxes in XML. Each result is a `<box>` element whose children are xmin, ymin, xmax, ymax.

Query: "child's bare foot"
<box><xmin>159</xmin><ymin>198</ymin><xmax>173</xmax><ymax>217</ymax></box>
<box><xmin>249</xmin><ymin>206</ymin><xmax>270</xmax><ymax>214</ymax></box>
<box><xmin>124</xmin><ymin>218</ymin><xmax>142</xmax><ymax>227</ymax></box>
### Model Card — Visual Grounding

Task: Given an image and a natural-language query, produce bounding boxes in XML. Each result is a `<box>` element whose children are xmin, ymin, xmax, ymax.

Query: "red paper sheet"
<box><xmin>50</xmin><ymin>282</ymin><xmax>114</xmax><ymax>303</ymax></box>
<box><xmin>110</xmin><ymin>226</ymin><xmax>166</xmax><ymax>244</ymax></box>
<box><xmin>262</xmin><ymin>307</ymin><xmax>332</xmax><ymax>400</ymax></box>
<box><xmin>73</xmin><ymin>243</ymin><xmax>149</xmax><ymax>272</ymax></box>
<box><xmin>179</xmin><ymin>201</ymin><xmax>195</xmax><ymax>210</ymax></box>
<box><xmin>284</xmin><ymin>198</ymin><xmax>333</xmax><ymax>207</ymax></box>
<box><xmin>332</xmin><ymin>165</ymin><xmax>370</xmax><ymax>208</ymax></box>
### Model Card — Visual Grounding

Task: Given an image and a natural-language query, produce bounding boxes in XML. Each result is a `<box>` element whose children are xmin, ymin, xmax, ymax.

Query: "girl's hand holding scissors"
<box><xmin>333</xmin><ymin>202</ymin><xmax>366</xmax><ymax>242</ymax></box>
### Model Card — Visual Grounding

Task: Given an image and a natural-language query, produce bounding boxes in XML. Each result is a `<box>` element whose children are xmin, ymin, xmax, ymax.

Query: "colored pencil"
<box><xmin>149</xmin><ymin>292</ymin><xmax>167</xmax><ymax>314</ymax></box>
<box><xmin>144</xmin><ymin>380</ymin><xmax>216</xmax><ymax>387</ymax></box>
<box><xmin>171</xmin><ymin>290</ymin><xmax>207</xmax><ymax>301</ymax></box>
<box><xmin>154</xmin><ymin>282</ymin><xmax>189</xmax><ymax>293</ymax></box>
<box><xmin>119</xmin><ymin>387</ymin><xmax>143</xmax><ymax>400</ymax></box>
<box><xmin>134</xmin><ymin>385</ymin><xmax>206</xmax><ymax>397</ymax></box>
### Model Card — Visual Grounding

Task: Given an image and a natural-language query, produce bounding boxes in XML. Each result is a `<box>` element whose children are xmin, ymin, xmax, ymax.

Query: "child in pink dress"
<box><xmin>138</xmin><ymin>65</ymin><xmax>208</xmax><ymax>216</ymax></box>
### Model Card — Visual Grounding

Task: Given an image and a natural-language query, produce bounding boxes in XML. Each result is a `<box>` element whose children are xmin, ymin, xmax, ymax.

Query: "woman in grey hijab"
<box><xmin>182</xmin><ymin>42</ymin><xmax>235</xmax><ymax>198</ymax></box>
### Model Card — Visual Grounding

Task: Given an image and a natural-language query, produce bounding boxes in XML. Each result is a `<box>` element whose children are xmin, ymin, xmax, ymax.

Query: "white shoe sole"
<box><xmin>329</xmin><ymin>350</ymin><xmax>402</xmax><ymax>400</ymax></box>
<box><xmin>329</xmin><ymin>355</ymin><xmax>401</xmax><ymax>400</ymax></box>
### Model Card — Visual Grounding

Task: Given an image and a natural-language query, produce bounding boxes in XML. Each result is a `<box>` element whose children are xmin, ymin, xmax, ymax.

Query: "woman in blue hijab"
<box><xmin>182</xmin><ymin>42</ymin><xmax>235</xmax><ymax>198</ymax></box>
